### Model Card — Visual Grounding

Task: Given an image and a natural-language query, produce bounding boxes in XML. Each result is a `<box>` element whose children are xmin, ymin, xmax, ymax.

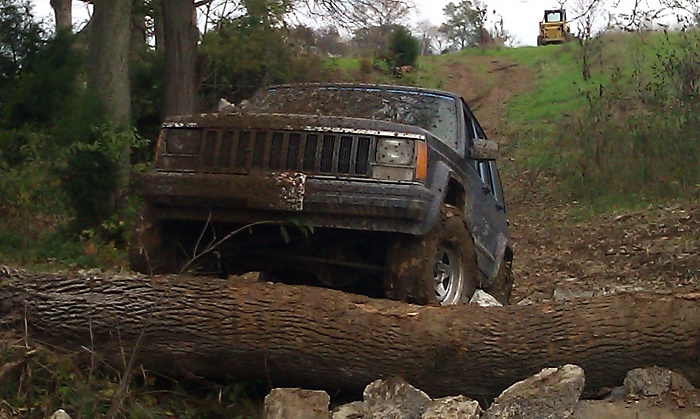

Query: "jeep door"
<box><xmin>460</xmin><ymin>99</ymin><xmax>511</xmax><ymax>282</ymax></box>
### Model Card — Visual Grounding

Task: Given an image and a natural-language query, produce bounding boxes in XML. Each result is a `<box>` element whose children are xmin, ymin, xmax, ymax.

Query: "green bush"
<box><xmin>0</xmin><ymin>0</ymin><xmax>45</xmax><ymax>93</ymax></box>
<box><xmin>359</xmin><ymin>56</ymin><xmax>372</xmax><ymax>74</ymax></box>
<box><xmin>0</xmin><ymin>129</ymin><xmax>66</xmax><ymax>258</ymax></box>
<box><xmin>1</xmin><ymin>33</ymin><xmax>82</xmax><ymax>128</ymax></box>
<box><xmin>389</xmin><ymin>27</ymin><xmax>420</xmax><ymax>68</ymax></box>
<box><xmin>61</xmin><ymin>125</ymin><xmax>148</xmax><ymax>241</ymax></box>
<box><xmin>553</xmin><ymin>31</ymin><xmax>700</xmax><ymax>202</ymax></box>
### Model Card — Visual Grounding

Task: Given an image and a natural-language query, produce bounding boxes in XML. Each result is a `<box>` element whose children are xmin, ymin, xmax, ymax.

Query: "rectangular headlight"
<box><xmin>376</xmin><ymin>138</ymin><xmax>415</xmax><ymax>166</ymax></box>
<box><xmin>164</xmin><ymin>129</ymin><xmax>201</xmax><ymax>154</ymax></box>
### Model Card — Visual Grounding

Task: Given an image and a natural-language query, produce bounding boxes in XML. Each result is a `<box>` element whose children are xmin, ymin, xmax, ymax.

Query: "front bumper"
<box><xmin>141</xmin><ymin>171</ymin><xmax>434</xmax><ymax>234</ymax></box>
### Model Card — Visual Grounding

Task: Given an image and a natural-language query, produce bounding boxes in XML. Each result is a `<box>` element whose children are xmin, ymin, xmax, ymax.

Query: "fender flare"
<box><xmin>417</xmin><ymin>161</ymin><xmax>453</xmax><ymax>235</ymax></box>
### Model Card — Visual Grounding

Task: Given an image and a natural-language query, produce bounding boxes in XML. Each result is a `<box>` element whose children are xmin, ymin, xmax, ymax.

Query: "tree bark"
<box><xmin>50</xmin><ymin>0</ymin><xmax>72</xmax><ymax>33</ymax></box>
<box><xmin>162</xmin><ymin>0</ymin><xmax>198</xmax><ymax>117</ymax></box>
<box><xmin>88</xmin><ymin>0</ymin><xmax>132</xmax><ymax>128</ymax></box>
<box><xmin>1</xmin><ymin>267</ymin><xmax>698</xmax><ymax>401</ymax></box>
<box><xmin>151</xmin><ymin>0</ymin><xmax>165</xmax><ymax>51</ymax></box>
<box><xmin>85</xmin><ymin>0</ymin><xmax>132</xmax><ymax>198</ymax></box>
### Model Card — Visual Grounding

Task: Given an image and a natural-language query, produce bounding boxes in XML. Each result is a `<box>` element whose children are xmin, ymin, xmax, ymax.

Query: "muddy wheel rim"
<box><xmin>433</xmin><ymin>245</ymin><xmax>465</xmax><ymax>305</ymax></box>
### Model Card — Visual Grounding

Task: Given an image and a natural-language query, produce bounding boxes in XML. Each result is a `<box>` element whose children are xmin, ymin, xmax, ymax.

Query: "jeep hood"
<box><xmin>163</xmin><ymin>112</ymin><xmax>431</xmax><ymax>139</ymax></box>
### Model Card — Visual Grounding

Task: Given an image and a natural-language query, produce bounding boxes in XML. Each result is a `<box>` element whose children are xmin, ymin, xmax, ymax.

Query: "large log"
<box><xmin>0</xmin><ymin>267</ymin><xmax>698</xmax><ymax>401</ymax></box>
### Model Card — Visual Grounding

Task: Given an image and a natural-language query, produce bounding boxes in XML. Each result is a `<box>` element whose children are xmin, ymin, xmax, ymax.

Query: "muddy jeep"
<box><xmin>130</xmin><ymin>84</ymin><xmax>513</xmax><ymax>305</ymax></box>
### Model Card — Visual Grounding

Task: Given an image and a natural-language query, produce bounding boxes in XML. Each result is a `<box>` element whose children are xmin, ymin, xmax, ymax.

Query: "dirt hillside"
<box><xmin>439</xmin><ymin>56</ymin><xmax>700</xmax><ymax>304</ymax></box>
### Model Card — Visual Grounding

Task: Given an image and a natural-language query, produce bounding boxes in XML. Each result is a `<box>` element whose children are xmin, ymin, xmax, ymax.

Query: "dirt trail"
<box><xmin>440</xmin><ymin>57</ymin><xmax>532</xmax><ymax>139</ymax></box>
<box><xmin>440</xmin><ymin>56</ymin><xmax>700</xmax><ymax>303</ymax></box>
<box><xmin>441</xmin><ymin>56</ymin><xmax>700</xmax><ymax>415</ymax></box>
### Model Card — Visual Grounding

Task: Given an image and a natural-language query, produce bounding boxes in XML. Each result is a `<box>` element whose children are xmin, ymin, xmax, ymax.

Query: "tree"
<box><xmin>441</xmin><ymin>0</ymin><xmax>481</xmax><ymax>50</ymax></box>
<box><xmin>160</xmin><ymin>0</ymin><xmax>412</xmax><ymax>116</ymax></box>
<box><xmin>0</xmin><ymin>0</ymin><xmax>44</xmax><ymax>87</ymax></box>
<box><xmin>315</xmin><ymin>25</ymin><xmax>346</xmax><ymax>56</ymax></box>
<box><xmin>88</xmin><ymin>0</ymin><xmax>131</xmax><ymax>128</ymax></box>
<box><xmin>661</xmin><ymin>0</ymin><xmax>700</xmax><ymax>23</ymax></box>
<box><xmin>351</xmin><ymin>24</ymin><xmax>399</xmax><ymax>58</ymax></box>
<box><xmin>414</xmin><ymin>19</ymin><xmax>440</xmax><ymax>55</ymax></box>
<box><xmin>2</xmin><ymin>268</ymin><xmax>699</xmax><ymax>401</ymax></box>
<box><xmin>2</xmin><ymin>33</ymin><xmax>82</xmax><ymax>128</ymax></box>
<box><xmin>388</xmin><ymin>26</ymin><xmax>419</xmax><ymax>67</ymax></box>
<box><xmin>199</xmin><ymin>10</ymin><xmax>329</xmax><ymax>105</ymax></box>
<box><xmin>302</xmin><ymin>0</ymin><xmax>412</xmax><ymax>29</ymax></box>
<box><xmin>50</xmin><ymin>0</ymin><xmax>72</xmax><ymax>32</ymax></box>
<box><xmin>352</xmin><ymin>0</ymin><xmax>411</xmax><ymax>28</ymax></box>
<box><xmin>570</xmin><ymin>0</ymin><xmax>603</xmax><ymax>81</ymax></box>
<box><xmin>161</xmin><ymin>0</ymin><xmax>198</xmax><ymax>117</ymax></box>
<box><xmin>58</xmin><ymin>0</ymin><xmax>133</xmax><ymax>235</ymax></box>
<box><xmin>489</xmin><ymin>14</ymin><xmax>512</xmax><ymax>46</ymax></box>
<box><xmin>470</xmin><ymin>0</ymin><xmax>489</xmax><ymax>46</ymax></box>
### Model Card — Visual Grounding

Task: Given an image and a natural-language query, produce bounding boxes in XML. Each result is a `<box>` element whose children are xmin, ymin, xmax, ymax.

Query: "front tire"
<box><xmin>483</xmin><ymin>259</ymin><xmax>513</xmax><ymax>305</ymax></box>
<box><xmin>384</xmin><ymin>205</ymin><xmax>478</xmax><ymax>306</ymax></box>
<box><xmin>129</xmin><ymin>206</ymin><xmax>178</xmax><ymax>275</ymax></box>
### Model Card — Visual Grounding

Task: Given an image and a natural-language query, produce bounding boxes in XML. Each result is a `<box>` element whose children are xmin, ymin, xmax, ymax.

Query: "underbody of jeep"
<box><xmin>131</xmin><ymin>84</ymin><xmax>513</xmax><ymax>306</ymax></box>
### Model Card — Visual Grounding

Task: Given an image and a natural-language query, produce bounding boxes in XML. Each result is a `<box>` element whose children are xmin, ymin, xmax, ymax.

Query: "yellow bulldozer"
<box><xmin>537</xmin><ymin>9</ymin><xmax>575</xmax><ymax>46</ymax></box>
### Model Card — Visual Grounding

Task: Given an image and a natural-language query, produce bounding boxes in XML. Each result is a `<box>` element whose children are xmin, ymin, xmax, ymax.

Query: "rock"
<box><xmin>516</xmin><ymin>296</ymin><xmax>535</xmax><ymax>305</ymax></box>
<box><xmin>624</xmin><ymin>366</ymin><xmax>695</xmax><ymax>396</ymax></box>
<box><xmin>363</xmin><ymin>377</ymin><xmax>431</xmax><ymax>419</ymax></box>
<box><xmin>470</xmin><ymin>290</ymin><xmax>503</xmax><ymax>307</ymax></box>
<box><xmin>263</xmin><ymin>388</ymin><xmax>330</xmax><ymax>419</ymax></box>
<box><xmin>573</xmin><ymin>397</ymin><xmax>700</xmax><ymax>419</ymax></box>
<box><xmin>422</xmin><ymin>395</ymin><xmax>482</xmax><ymax>418</ymax></box>
<box><xmin>50</xmin><ymin>410</ymin><xmax>71</xmax><ymax>419</ymax></box>
<box><xmin>552</xmin><ymin>283</ymin><xmax>599</xmax><ymax>301</ymax></box>
<box><xmin>332</xmin><ymin>401</ymin><xmax>365</xmax><ymax>419</ymax></box>
<box><xmin>483</xmin><ymin>364</ymin><xmax>585</xmax><ymax>419</ymax></box>
<box><xmin>604</xmin><ymin>386</ymin><xmax>628</xmax><ymax>401</ymax></box>
<box><xmin>217</xmin><ymin>98</ymin><xmax>236</xmax><ymax>112</ymax></box>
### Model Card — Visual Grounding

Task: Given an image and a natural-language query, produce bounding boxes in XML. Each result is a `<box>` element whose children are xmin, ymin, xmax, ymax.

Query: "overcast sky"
<box><xmin>32</xmin><ymin>0</ymin><xmax>673</xmax><ymax>47</ymax></box>
<box><xmin>412</xmin><ymin>0</ymin><xmax>670</xmax><ymax>46</ymax></box>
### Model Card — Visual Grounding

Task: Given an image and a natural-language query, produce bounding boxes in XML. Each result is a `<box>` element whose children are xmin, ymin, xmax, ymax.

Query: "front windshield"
<box><xmin>546</xmin><ymin>11</ymin><xmax>563</xmax><ymax>22</ymax></box>
<box><xmin>244</xmin><ymin>85</ymin><xmax>459</xmax><ymax>147</ymax></box>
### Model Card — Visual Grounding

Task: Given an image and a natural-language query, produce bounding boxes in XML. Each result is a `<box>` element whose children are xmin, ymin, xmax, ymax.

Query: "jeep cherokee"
<box><xmin>130</xmin><ymin>83</ymin><xmax>513</xmax><ymax>305</ymax></box>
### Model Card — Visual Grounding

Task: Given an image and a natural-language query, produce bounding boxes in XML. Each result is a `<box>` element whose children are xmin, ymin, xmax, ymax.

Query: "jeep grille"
<box><xmin>159</xmin><ymin>128</ymin><xmax>374</xmax><ymax>177</ymax></box>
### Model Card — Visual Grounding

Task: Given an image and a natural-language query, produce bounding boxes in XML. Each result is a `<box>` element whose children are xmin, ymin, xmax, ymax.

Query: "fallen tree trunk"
<box><xmin>1</xmin><ymin>267</ymin><xmax>698</xmax><ymax>400</ymax></box>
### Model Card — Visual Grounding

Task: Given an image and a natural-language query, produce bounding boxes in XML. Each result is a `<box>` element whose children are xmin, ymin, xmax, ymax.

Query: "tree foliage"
<box><xmin>314</xmin><ymin>25</ymin><xmax>347</xmax><ymax>56</ymax></box>
<box><xmin>439</xmin><ymin>0</ymin><xmax>483</xmax><ymax>50</ymax></box>
<box><xmin>2</xmin><ymin>33</ymin><xmax>83</xmax><ymax>129</ymax></box>
<box><xmin>349</xmin><ymin>0</ymin><xmax>410</xmax><ymax>28</ymax></box>
<box><xmin>658</xmin><ymin>0</ymin><xmax>700</xmax><ymax>25</ymax></box>
<box><xmin>199</xmin><ymin>14</ymin><xmax>331</xmax><ymax>106</ymax></box>
<box><xmin>389</xmin><ymin>27</ymin><xmax>420</xmax><ymax>67</ymax></box>
<box><xmin>352</xmin><ymin>25</ymin><xmax>397</xmax><ymax>58</ymax></box>
<box><xmin>300</xmin><ymin>0</ymin><xmax>412</xmax><ymax>29</ymax></box>
<box><xmin>0</xmin><ymin>0</ymin><xmax>44</xmax><ymax>89</ymax></box>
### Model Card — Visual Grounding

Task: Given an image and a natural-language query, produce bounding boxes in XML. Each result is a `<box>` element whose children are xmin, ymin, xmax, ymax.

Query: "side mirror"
<box><xmin>470</xmin><ymin>138</ymin><xmax>499</xmax><ymax>160</ymax></box>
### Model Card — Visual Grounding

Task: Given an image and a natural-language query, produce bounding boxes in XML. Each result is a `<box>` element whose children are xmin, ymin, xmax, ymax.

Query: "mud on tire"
<box><xmin>383</xmin><ymin>204</ymin><xmax>478</xmax><ymax>306</ymax></box>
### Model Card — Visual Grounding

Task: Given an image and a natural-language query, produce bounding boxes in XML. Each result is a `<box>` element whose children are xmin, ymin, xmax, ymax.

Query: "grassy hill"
<box><xmin>410</xmin><ymin>30</ymin><xmax>700</xmax><ymax>213</ymax></box>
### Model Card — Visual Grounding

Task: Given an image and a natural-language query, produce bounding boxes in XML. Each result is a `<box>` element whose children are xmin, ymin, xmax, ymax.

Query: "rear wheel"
<box><xmin>383</xmin><ymin>204</ymin><xmax>478</xmax><ymax>306</ymax></box>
